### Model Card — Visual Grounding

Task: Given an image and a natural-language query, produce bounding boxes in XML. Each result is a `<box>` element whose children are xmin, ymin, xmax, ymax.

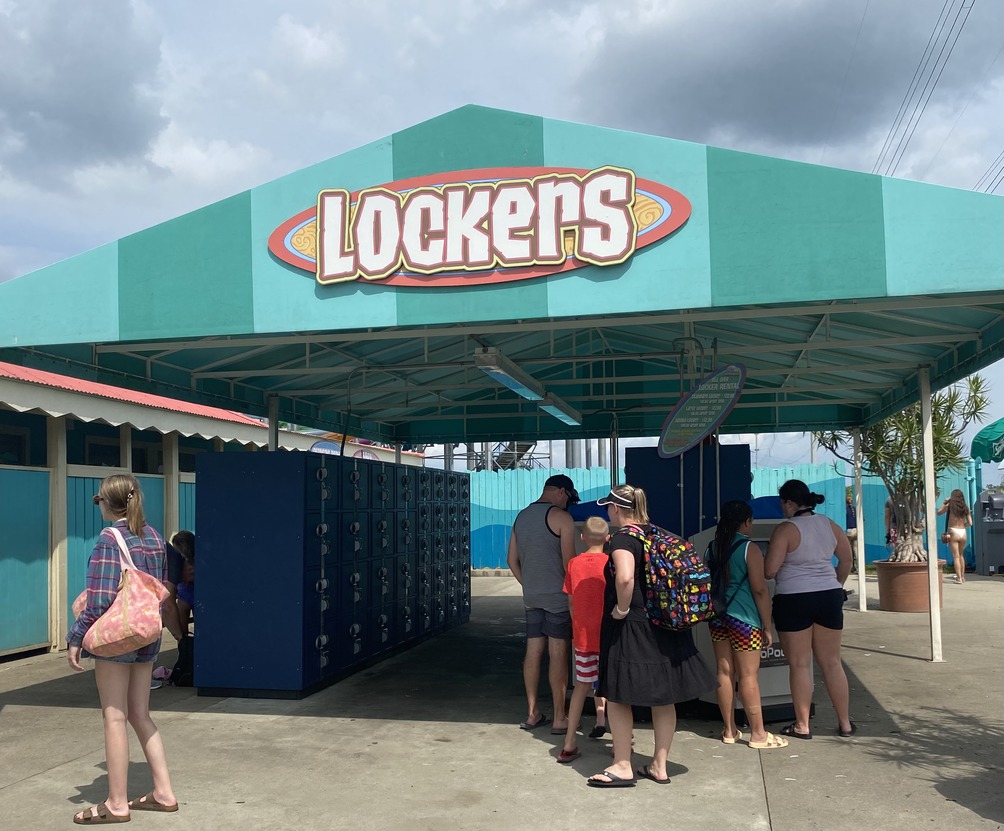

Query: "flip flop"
<box><xmin>748</xmin><ymin>732</ymin><xmax>789</xmax><ymax>749</ymax></box>
<box><xmin>721</xmin><ymin>729</ymin><xmax>743</xmax><ymax>744</ymax></box>
<box><xmin>586</xmin><ymin>770</ymin><xmax>636</xmax><ymax>788</ymax></box>
<box><xmin>519</xmin><ymin>712</ymin><xmax>548</xmax><ymax>730</ymax></box>
<box><xmin>128</xmin><ymin>792</ymin><xmax>179</xmax><ymax>813</ymax></box>
<box><xmin>837</xmin><ymin>722</ymin><xmax>858</xmax><ymax>738</ymax></box>
<box><xmin>550</xmin><ymin>723</ymin><xmax>574</xmax><ymax>735</ymax></box>
<box><xmin>636</xmin><ymin>764</ymin><xmax>671</xmax><ymax>784</ymax></box>
<box><xmin>588</xmin><ymin>724</ymin><xmax>608</xmax><ymax>739</ymax></box>
<box><xmin>780</xmin><ymin>723</ymin><xmax>812</xmax><ymax>740</ymax></box>
<box><xmin>73</xmin><ymin>803</ymin><xmax>131</xmax><ymax>824</ymax></box>
<box><xmin>557</xmin><ymin>747</ymin><xmax>582</xmax><ymax>764</ymax></box>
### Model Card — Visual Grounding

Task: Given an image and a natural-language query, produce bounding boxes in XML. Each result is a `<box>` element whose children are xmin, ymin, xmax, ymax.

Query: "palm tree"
<box><xmin>814</xmin><ymin>376</ymin><xmax>989</xmax><ymax>563</ymax></box>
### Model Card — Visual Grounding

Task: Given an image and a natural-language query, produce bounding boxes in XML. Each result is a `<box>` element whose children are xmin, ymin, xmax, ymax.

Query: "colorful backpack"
<box><xmin>622</xmin><ymin>524</ymin><xmax>714</xmax><ymax>630</ymax></box>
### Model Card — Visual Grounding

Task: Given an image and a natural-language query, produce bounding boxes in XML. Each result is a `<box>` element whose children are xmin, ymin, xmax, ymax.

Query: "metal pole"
<box><xmin>267</xmin><ymin>395</ymin><xmax>279</xmax><ymax>451</ymax></box>
<box><xmin>609</xmin><ymin>417</ymin><xmax>619</xmax><ymax>490</ymax></box>
<box><xmin>919</xmin><ymin>367</ymin><xmax>944</xmax><ymax>662</ymax></box>
<box><xmin>852</xmin><ymin>429</ymin><xmax>867</xmax><ymax>612</ymax></box>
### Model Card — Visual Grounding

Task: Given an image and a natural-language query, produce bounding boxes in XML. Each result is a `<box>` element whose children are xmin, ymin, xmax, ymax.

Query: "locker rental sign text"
<box><xmin>267</xmin><ymin>166</ymin><xmax>691</xmax><ymax>288</ymax></box>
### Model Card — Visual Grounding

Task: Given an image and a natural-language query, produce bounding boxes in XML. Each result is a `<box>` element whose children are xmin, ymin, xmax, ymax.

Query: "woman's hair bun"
<box><xmin>814</xmin><ymin>493</ymin><xmax>825</xmax><ymax>505</ymax></box>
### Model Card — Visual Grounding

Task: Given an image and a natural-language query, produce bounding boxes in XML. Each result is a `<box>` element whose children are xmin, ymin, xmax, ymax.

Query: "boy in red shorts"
<box><xmin>557</xmin><ymin>516</ymin><xmax>610</xmax><ymax>763</ymax></box>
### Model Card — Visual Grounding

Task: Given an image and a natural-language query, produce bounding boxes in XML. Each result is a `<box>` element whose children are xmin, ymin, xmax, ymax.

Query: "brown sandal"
<box><xmin>128</xmin><ymin>792</ymin><xmax>179</xmax><ymax>813</ymax></box>
<box><xmin>73</xmin><ymin>803</ymin><xmax>131</xmax><ymax>824</ymax></box>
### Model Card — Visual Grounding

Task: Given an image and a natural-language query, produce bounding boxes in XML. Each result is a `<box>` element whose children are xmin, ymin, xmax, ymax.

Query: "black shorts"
<box><xmin>773</xmin><ymin>588</ymin><xmax>844</xmax><ymax>632</ymax></box>
<box><xmin>525</xmin><ymin>607</ymin><xmax>571</xmax><ymax>640</ymax></box>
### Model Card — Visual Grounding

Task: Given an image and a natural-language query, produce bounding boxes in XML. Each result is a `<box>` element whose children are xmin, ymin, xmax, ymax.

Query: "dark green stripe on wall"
<box><xmin>118</xmin><ymin>193</ymin><xmax>255</xmax><ymax>339</ymax></box>
<box><xmin>391</xmin><ymin>106</ymin><xmax>550</xmax><ymax>325</ymax></box>
<box><xmin>706</xmin><ymin>147</ymin><xmax>887</xmax><ymax>305</ymax></box>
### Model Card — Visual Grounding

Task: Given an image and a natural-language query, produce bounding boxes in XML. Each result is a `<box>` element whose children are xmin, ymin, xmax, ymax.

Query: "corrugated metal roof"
<box><xmin>0</xmin><ymin>360</ymin><xmax>264</xmax><ymax>427</ymax></box>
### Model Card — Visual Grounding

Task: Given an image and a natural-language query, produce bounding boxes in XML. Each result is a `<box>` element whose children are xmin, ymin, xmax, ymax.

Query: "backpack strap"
<box><xmin>718</xmin><ymin>538</ymin><xmax>751</xmax><ymax>612</ymax></box>
<box><xmin>618</xmin><ymin>524</ymin><xmax>649</xmax><ymax>544</ymax></box>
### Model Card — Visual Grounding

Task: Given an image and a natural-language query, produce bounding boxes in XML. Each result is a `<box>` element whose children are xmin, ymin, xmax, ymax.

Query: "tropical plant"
<box><xmin>814</xmin><ymin>375</ymin><xmax>989</xmax><ymax>563</ymax></box>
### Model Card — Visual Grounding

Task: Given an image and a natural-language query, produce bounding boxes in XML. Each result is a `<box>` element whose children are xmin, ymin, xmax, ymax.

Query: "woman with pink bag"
<box><xmin>66</xmin><ymin>474</ymin><xmax>179</xmax><ymax>824</ymax></box>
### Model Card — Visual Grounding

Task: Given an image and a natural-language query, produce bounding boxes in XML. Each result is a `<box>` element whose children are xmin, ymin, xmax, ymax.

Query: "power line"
<box><xmin>819</xmin><ymin>0</ymin><xmax>872</xmax><ymax>166</ymax></box>
<box><xmin>920</xmin><ymin>43</ymin><xmax>1003</xmax><ymax>180</ymax></box>
<box><xmin>873</xmin><ymin>0</ymin><xmax>976</xmax><ymax>177</ymax></box>
<box><xmin>974</xmin><ymin>150</ymin><xmax>1004</xmax><ymax>192</ymax></box>
<box><xmin>888</xmin><ymin>0</ymin><xmax>976</xmax><ymax>176</ymax></box>
<box><xmin>873</xmin><ymin>0</ymin><xmax>956</xmax><ymax>175</ymax></box>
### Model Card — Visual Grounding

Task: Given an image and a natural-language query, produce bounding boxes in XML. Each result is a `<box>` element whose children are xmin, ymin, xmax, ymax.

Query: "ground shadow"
<box><xmin>70</xmin><ymin>760</ymin><xmax>162</xmax><ymax>810</ymax></box>
<box><xmin>861</xmin><ymin>706</ymin><xmax>1004</xmax><ymax>824</ymax></box>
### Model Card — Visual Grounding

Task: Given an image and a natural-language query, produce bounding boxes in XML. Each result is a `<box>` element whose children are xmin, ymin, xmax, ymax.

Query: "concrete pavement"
<box><xmin>1</xmin><ymin>573</ymin><xmax>1001</xmax><ymax>830</ymax></box>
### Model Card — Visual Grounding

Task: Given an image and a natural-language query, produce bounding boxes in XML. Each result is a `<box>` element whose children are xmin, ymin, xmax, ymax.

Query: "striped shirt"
<box><xmin>66</xmin><ymin>520</ymin><xmax>168</xmax><ymax>657</ymax></box>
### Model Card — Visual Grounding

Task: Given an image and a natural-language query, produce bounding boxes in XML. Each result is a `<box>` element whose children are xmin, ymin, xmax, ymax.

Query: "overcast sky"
<box><xmin>1</xmin><ymin>0</ymin><xmax>1001</xmax><ymax>474</ymax></box>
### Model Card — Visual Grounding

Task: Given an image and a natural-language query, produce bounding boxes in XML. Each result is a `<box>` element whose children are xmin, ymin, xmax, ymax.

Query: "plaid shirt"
<box><xmin>66</xmin><ymin>520</ymin><xmax>168</xmax><ymax>651</ymax></box>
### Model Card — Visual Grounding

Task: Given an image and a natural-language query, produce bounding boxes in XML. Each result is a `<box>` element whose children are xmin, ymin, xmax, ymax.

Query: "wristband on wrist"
<box><xmin>615</xmin><ymin>605</ymin><xmax>630</xmax><ymax>616</ymax></box>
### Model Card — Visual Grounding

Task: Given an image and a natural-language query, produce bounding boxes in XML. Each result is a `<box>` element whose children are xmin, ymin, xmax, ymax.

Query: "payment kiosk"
<box><xmin>690</xmin><ymin>520</ymin><xmax>798</xmax><ymax>723</ymax></box>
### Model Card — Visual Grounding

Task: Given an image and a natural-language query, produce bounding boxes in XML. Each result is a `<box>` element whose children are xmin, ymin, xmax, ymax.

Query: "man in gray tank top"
<box><xmin>507</xmin><ymin>474</ymin><xmax>578</xmax><ymax>734</ymax></box>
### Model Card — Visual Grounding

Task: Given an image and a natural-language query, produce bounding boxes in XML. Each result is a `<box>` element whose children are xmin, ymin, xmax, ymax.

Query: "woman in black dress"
<box><xmin>588</xmin><ymin>484</ymin><xmax>716</xmax><ymax>787</ymax></box>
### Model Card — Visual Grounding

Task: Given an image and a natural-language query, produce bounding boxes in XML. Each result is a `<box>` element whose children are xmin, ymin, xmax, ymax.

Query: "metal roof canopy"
<box><xmin>1</xmin><ymin>106</ymin><xmax>1001</xmax><ymax>445</ymax></box>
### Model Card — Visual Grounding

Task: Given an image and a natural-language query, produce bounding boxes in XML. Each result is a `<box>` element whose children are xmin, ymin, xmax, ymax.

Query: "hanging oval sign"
<box><xmin>267</xmin><ymin>166</ymin><xmax>691</xmax><ymax>287</ymax></box>
<box><xmin>658</xmin><ymin>364</ymin><xmax>746</xmax><ymax>458</ymax></box>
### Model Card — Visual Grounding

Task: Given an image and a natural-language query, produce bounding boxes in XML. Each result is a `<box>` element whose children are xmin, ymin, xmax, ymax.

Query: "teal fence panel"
<box><xmin>137</xmin><ymin>475</ymin><xmax>165</xmax><ymax>533</ymax></box>
<box><xmin>179</xmin><ymin>481</ymin><xmax>196</xmax><ymax>533</ymax></box>
<box><xmin>470</xmin><ymin>467</ymin><xmax>622</xmax><ymax>568</ymax></box>
<box><xmin>67</xmin><ymin>475</ymin><xmax>168</xmax><ymax>623</ymax></box>
<box><xmin>751</xmin><ymin>463</ymin><xmax>847</xmax><ymax>526</ymax></box>
<box><xmin>856</xmin><ymin>464</ymin><xmax>976</xmax><ymax>566</ymax></box>
<box><xmin>0</xmin><ymin>468</ymin><xmax>50</xmax><ymax>653</ymax></box>
<box><xmin>66</xmin><ymin>475</ymin><xmax>111</xmax><ymax>625</ymax></box>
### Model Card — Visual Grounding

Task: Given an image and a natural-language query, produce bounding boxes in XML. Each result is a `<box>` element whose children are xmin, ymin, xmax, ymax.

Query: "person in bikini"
<box><xmin>937</xmin><ymin>489</ymin><xmax>972</xmax><ymax>583</ymax></box>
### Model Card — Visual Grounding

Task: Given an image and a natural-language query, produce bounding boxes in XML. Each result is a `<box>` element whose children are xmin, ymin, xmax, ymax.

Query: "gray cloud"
<box><xmin>0</xmin><ymin>0</ymin><xmax>166</xmax><ymax>186</ymax></box>
<box><xmin>570</xmin><ymin>0</ymin><xmax>1004</xmax><ymax>171</ymax></box>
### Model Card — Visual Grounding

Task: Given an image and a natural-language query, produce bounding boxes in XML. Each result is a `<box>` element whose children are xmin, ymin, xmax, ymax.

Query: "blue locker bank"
<box><xmin>194</xmin><ymin>452</ymin><xmax>471</xmax><ymax>698</ymax></box>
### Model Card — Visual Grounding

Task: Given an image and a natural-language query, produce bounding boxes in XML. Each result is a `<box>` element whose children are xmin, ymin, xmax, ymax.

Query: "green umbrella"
<box><xmin>971</xmin><ymin>418</ymin><xmax>1004</xmax><ymax>462</ymax></box>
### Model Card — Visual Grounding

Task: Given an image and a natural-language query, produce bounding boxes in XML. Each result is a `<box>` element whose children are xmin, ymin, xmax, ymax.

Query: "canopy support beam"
<box><xmin>919</xmin><ymin>367</ymin><xmax>944</xmax><ymax>663</ymax></box>
<box><xmin>852</xmin><ymin>429</ymin><xmax>867</xmax><ymax>611</ymax></box>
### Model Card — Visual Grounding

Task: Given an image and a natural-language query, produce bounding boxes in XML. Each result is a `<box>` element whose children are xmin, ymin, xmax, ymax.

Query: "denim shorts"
<box><xmin>83</xmin><ymin>638</ymin><xmax>161</xmax><ymax>663</ymax></box>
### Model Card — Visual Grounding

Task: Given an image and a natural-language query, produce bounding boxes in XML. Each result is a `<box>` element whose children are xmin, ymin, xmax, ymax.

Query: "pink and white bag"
<box><xmin>72</xmin><ymin>527</ymin><xmax>169</xmax><ymax>657</ymax></box>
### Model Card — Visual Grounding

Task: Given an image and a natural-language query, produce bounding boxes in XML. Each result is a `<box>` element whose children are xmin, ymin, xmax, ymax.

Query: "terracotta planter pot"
<box><xmin>876</xmin><ymin>560</ymin><xmax>945</xmax><ymax>612</ymax></box>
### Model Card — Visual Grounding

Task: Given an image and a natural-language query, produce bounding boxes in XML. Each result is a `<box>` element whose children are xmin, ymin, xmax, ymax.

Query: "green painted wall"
<box><xmin>118</xmin><ymin>193</ymin><xmax>255</xmax><ymax>340</ymax></box>
<box><xmin>0</xmin><ymin>244</ymin><xmax>119</xmax><ymax>346</ymax></box>
<box><xmin>392</xmin><ymin>106</ymin><xmax>551</xmax><ymax>326</ymax></box>
<box><xmin>542</xmin><ymin>119</ymin><xmax>712</xmax><ymax>315</ymax></box>
<box><xmin>883</xmin><ymin>179</ymin><xmax>1004</xmax><ymax>296</ymax></box>
<box><xmin>250</xmin><ymin>138</ymin><xmax>398</xmax><ymax>333</ymax></box>
<box><xmin>707</xmin><ymin>148</ymin><xmax>887</xmax><ymax>305</ymax></box>
<box><xmin>0</xmin><ymin>468</ymin><xmax>50</xmax><ymax>653</ymax></box>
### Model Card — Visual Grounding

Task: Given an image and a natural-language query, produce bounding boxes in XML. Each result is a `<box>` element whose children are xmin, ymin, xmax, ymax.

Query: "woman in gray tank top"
<box><xmin>765</xmin><ymin>480</ymin><xmax>855</xmax><ymax>741</ymax></box>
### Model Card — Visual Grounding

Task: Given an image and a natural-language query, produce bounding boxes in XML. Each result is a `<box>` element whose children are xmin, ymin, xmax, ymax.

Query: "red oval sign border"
<box><xmin>267</xmin><ymin>166</ymin><xmax>691</xmax><ymax>287</ymax></box>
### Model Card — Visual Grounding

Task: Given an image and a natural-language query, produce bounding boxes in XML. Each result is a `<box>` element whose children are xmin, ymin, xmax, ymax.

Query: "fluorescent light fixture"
<box><xmin>474</xmin><ymin>346</ymin><xmax>581</xmax><ymax>426</ymax></box>
<box><xmin>473</xmin><ymin>347</ymin><xmax>544</xmax><ymax>401</ymax></box>
<box><xmin>539</xmin><ymin>393</ymin><xmax>582</xmax><ymax>426</ymax></box>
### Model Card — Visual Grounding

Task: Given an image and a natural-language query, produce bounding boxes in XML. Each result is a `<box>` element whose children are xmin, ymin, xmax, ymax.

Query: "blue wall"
<box><xmin>751</xmin><ymin>462</ymin><xmax>976</xmax><ymax>565</ymax></box>
<box><xmin>0</xmin><ymin>468</ymin><xmax>50</xmax><ymax>653</ymax></box>
<box><xmin>470</xmin><ymin>467</ymin><xmax>622</xmax><ymax>568</ymax></box>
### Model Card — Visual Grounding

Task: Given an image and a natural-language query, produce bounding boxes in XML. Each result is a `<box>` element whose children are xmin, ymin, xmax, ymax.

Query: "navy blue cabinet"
<box><xmin>194</xmin><ymin>452</ymin><xmax>470</xmax><ymax>698</ymax></box>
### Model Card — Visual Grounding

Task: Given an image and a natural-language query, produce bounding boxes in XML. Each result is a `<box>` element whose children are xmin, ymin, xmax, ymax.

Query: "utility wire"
<box><xmin>873</xmin><ymin>0</ymin><xmax>956</xmax><ymax>175</ymax></box>
<box><xmin>920</xmin><ymin>43</ymin><xmax>1003</xmax><ymax>180</ymax></box>
<box><xmin>819</xmin><ymin>0</ymin><xmax>871</xmax><ymax>166</ymax></box>
<box><xmin>974</xmin><ymin>150</ymin><xmax>1004</xmax><ymax>191</ymax></box>
<box><xmin>873</xmin><ymin>0</ymin><xmax>975</xmax><ymax>177</ymax></box>
<box><xmin>888</xmin><ymin>0</ymin><xmax>975</xmax><ymax>176</ymax></box>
